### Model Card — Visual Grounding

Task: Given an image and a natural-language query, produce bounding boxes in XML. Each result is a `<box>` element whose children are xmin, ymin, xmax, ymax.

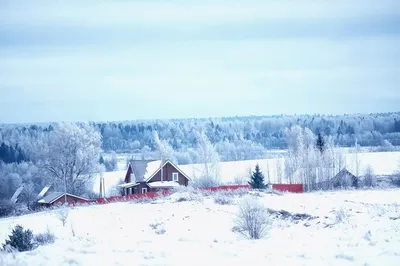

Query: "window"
<box><xmin>172</xmin><ymin>172</ymin><xmax>179</xmax><ymax>182</ymax></box>
<box><xmin>142</xmin><ymin>188</ymin><xmax>147</xmax><ymax>194</ymax></box>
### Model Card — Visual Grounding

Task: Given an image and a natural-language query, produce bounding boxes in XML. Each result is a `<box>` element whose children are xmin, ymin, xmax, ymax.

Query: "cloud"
<box><xmin>0</xmin><ymin>0</ymin><xmax>399</xmax><ymax>123</ymax></box>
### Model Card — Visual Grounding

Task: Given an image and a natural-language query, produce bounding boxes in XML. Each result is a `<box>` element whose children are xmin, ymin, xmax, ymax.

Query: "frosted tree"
<box><xmin>353</xmin><ymin>138</ymin><xmax>361</xmax><ymax>177</ymax></box>
<box><xmin>363</xmin><ymin>164</ymin><xmax>376</xmax><ymax>187</ymax></box>
<box><xmin>153</xmin><ymin>131</ymin><xmax>177</xmax><ymax>164</ymax></box>
<box><xmin>194</xmin><ymin>130</ymin><xmax>221</xmax><ymax>187</ymax></box>
<box><xmin>39</xmin><ymin>122</ymin><xmax>102</xmax><ymax>196</ymax></box>
<box><xmin>276</xmin><ymin>158</ymin><xmax>283</xmax><ymax>184</ymax></box>
<box><xmin>283</xmin><ymin>125</ymin><xmax>336</xmax><ymax>190</ymax></box>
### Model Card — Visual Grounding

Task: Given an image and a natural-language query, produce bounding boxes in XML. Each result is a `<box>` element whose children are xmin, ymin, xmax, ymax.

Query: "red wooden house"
<box><xmin>118</xmin><ymin>159</ymin><xmax>191</xmax><ymax>195</ymax></box>
<box><xmin>36</xmin><ymin>185</ymin><xmax>90</xmax><ymax>207</ymax></box>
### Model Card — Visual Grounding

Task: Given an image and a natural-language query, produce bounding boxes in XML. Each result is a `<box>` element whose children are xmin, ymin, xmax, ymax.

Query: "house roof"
<box><xmin>37</xmin><ymin>185</ymin><xmax>52</xmax><ymax>200</ymax></box>
<box><xmin>37</xmin><ymin>192</ymin><xmax>89</xmax><ymax>204</ymax></box>
<box><xmin>10</xmin><ymin>186</ymin><xmax>25</xmax><ymax>204</ymax></box>
<box><xmin>128</xmin><ymin>160</ymin><xmax>161</xmax><ymax>182</ymax></box>
<box><xmin>333</xmin><ymin>168</ymin><xmax>357</xmax><ymax>179</ymax></box>
<box><xmin>118</xmin><ymin>182</ymin><xmax>140</xmax><ymax>189</ymax></box>
<box><xmin>145</xmin><ymin>160</ymin><xmax>191</xmax><ymax>182</ymax></box>
<box><xmin>147</xmin><ymin>181</ymin><xmax>182</xmax><ymax>188</ymax></box>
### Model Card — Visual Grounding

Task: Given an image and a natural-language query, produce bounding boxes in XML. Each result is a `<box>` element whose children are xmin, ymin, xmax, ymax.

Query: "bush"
<box><xmin>335</xmin><ymin>207</ymin><xmax>349</xmax><ymax>223</ymax></box>
<box><xmin>190</xmin><ymin>176</ymin><xmax>220</xmax><ymax>188</ymax></box>
<box><xmin>33</xmin><ymin>229</ymin><xmax>55</xmax><ymax>246</ymax></box>
<box><xmin>233</xmin><ymin>196</ymin><xmax>271</xmax><ymax>239</ymax></box>
<box><xmin>213</xmin><ymin>192</ymin><xmax>233</xmax><ymax>205</ymax></box>
<box><xmin>55</xmin><ymin>206</ymin><xmax>69</xmax><ymax>226</ymax></box>
<box><xmin>2</xmin><ymin>225</ymin><xmax>34</xmax><ymax>252</ymax></box>
<box><xmin>0</xmin><ymin>200</ymin><xmax>15</xmax><ymax>217</ymax></box>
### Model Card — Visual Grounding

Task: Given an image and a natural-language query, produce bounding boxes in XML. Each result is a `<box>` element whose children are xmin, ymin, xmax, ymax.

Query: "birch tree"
<box><xmin>194</xmin><ymin>130</ymin><xmax>221</xmax><ymax>187</ymax></box>
<box><xmin>39</xmin><ymin>123</ymin><xmax>102</xmax><ymax>196</ymax></box>
<box><xmin>153</xmin><ymin>131</ymin><xmax>177</xmax><ymax>164</ymax></box>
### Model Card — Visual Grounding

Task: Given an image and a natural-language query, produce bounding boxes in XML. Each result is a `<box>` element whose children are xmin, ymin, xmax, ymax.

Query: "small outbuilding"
<box><xmin>36</xmin><ymin>186</ymin><xmax>90</xmax><ymax>207</ymax></box>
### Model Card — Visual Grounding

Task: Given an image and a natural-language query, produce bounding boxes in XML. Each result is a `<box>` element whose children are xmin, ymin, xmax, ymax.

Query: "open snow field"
<box><xmin>1</xmin><ymin>189</ymin><xmax>400</xmax><ymax>266</ymax></box>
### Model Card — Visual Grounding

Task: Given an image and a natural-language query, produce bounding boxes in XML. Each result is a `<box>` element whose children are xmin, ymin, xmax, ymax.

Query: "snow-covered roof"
<box><xmin>142</xmin><ymin>160</ymin><xmax>163</xmax><ymax>181</ymax></box>
<box><xmin>10</xmin><ymin>186</ymin><xmax>25</xmax><ymax>204</ymax></box>
<box><xmin>37</xmin><ymin>185</ymin><xmax>52</xmax><ymax>200</ymax></box>
<box><xmin>147</xmin><ymin>181</ymin><xmax>181</xmax><ymax>188</ymax></box>
<box><xmin>144</xmin><ymin>160</ymin><xmax>191</xmax><ymax>182</ymax></box>
<box><xmin>38</xmin><ymin>192</ymin><xmax>65</xmax><ymax>204</ymax></box>
<box><xmin>37</xmin><ymin>192</ymin><xmax>89</xmax><ymax>204</ymax></box>
<box><xmin>117</xmin><ymin>182</ymin><xmax>139</xmax><ymax>188</ymax></box>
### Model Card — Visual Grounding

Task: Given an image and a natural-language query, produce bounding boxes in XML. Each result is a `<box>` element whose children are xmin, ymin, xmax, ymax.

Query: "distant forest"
<box><xmin>1</xmin><ymin>112</ymin><xmax>400</xmax><ymax>164</ymax></box>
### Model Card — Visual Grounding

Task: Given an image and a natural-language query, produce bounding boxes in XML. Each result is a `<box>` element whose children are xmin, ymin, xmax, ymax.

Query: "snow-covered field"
<box><xmin>1</xmin><ymin>189</ymin><xmax>400</xmax><ymax>265</ymax></box>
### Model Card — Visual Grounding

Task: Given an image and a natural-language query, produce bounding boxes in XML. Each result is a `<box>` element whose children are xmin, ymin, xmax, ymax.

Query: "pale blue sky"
<box><xmin>1</xmin><ymin>0</ymin><xmax>400</xmax><ymax>123</ymax></box>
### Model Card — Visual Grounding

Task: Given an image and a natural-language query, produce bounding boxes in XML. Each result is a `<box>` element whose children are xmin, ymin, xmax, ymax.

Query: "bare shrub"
<box><xmin>149</xmin><ymin>221</ymin><xmax>166</xmax><ymax>235</ymax></box>
<box><xmin>335</xmin><ymin>207</ymin><xmax>349</xmax><ymax>223</ymax></box>
<box><xmin>33</xmin><ymin>228</ymin><xmax>55</xmax><ymax>246</ymax></box>
<box><xmin>155</xmin><ymin>226</ymin><xmax>166</xmax><ymax>235</ymax></box>
<box><xmin>131</xmin><ymin>196</ymin><xmax>154</xmax><ymax>204</ymax></box>
<box><xmin>233</xmin><ymin>196</ymin><xmax>271</xmax><ymax>239</ymax></box>
<box><xmin>70</xmin><ymin>223</ymin><xmax>76</xmax><ymax>237</ymax></box>
<box><xmin>213</xmin><ymin>192</ymin><xmax>233</xmax><ymax>205</ymax></box>
<box><xmin>190</xmin><ymin>176</ymin><xmax>220</xmax><ymax>188</ymax></box>
<box><xmin>55</xmin><ymin>206</ymin><xmax>69</xmax><ymax>226</ymax></box>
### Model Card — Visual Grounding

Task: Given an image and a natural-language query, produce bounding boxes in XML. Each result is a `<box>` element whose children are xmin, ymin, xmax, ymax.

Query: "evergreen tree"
<box><xmin>248</xmin><ymin>164</ymin><xmax>266</xmax><ymax>189</ymax></box>
<box><xmin>316</xmin><ymin>132</ymin><xmax>325</xmax><ymax>154</ymax></box>
<box><xmin>2</xmin><ymin>225</ymin><xmax>34</xmax><ymax>252</ymax></box>
<box><xmin>99</xmin><ymin>155</ymin><xmax>105</xmax><ymax>165</ymax></box>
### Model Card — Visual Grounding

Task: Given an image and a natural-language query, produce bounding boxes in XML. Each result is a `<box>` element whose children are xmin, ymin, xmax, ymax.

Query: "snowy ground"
<box><xmin>1</xmin><ymin>189</ymin><xmax>400</xmax><ymax>266</ymax></box>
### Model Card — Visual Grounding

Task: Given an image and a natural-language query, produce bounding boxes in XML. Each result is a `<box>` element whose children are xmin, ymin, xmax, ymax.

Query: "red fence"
<box><xmin>95</xmin><ymin>190</ymin><xmax>171</xmax><ymax>204</ymax></box>
<box><xmin>200</xmin><ymin>185</ymin><xmax>251</xmax><ymax>192</ymax></box>
<box><xmin>93</xmin><ymin>184</ymin><xmax>302</xmax><ymax>205</ymax></box>
<box><xmin>272</xmin><ymin>184</ymin><xmax>303</xmax><ymax>193</ymax></box>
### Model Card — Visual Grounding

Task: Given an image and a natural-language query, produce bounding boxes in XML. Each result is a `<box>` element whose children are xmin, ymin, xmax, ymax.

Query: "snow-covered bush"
<box><xmin>149</xmin><ymin>221</ymin><xmax>166</xmax><ymax>235</ymax></box>
<box><xmin>172</xmin><ymin>192</ymin><xmax>200</xmax><ymax>202</ymax></box>
<box><xmin>2</xmin><ymin>225</ymin><xmax>34</xmax><ymax>252</ymax></box>
<box><xmin>131</xmin><ymin>196</ymin><xmax>154</xmax><ymax>204</ymax></box>
<box><xmin>55</xmin><ymin>206</ymin><xmax>69</xmax><ymax>226</ymax></box>
<box><xmin>190</xmin><ymin>176</ymin><xmax>220</xmax><ymax>188</ymax></box>
<box><xmin>233</xmin><ymin>196</ymin><xmax>271</xmax><ymax>239</ymax></box>
<box><xmin>33</xmin><ymin>228</ymin><xmax>55</xmax><ymax>246</ymax></box>
<box><xmin>335</xmin><ymin>207</ymin><xmax>349</xmax><ymax>223</ymax></box>
<box><xmin>155</xmin><ymin>226</ymin><xmax>166</xmax><ymax>235</ymax></box>
<box><xmin>213</xmin><ymin>192</ymin><xmax>233</xmax><ymax>205</ymax></box>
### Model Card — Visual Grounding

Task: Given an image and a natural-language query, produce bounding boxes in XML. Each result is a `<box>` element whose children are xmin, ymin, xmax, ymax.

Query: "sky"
<box><xmin>1</xmin><ymin>0</ymin><xmax>400</xmax><ymax>124</ymax></box>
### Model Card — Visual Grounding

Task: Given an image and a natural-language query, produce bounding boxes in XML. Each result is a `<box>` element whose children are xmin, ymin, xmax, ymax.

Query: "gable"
<box><xmin>125</xmin><ymin>160</ymin><xmax>160</xmax><ymax>183</ymax></box>
<box><xmin>145</xmin><ymin>160</ymin><xmax>191</xmax><ymax>182</ymax></box>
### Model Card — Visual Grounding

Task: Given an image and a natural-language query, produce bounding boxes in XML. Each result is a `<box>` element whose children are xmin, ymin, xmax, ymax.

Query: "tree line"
<box><xmin>1</xmin><ymin>112</ymin><xmax>400</xmax><ymax>164</ymax></box>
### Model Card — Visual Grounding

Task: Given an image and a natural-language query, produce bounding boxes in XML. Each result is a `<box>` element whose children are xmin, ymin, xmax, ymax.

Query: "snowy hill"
<box><xmin>1</xmin><ymin>189</ymin><xmax>400</xmax><ymax>265</ymax></box>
